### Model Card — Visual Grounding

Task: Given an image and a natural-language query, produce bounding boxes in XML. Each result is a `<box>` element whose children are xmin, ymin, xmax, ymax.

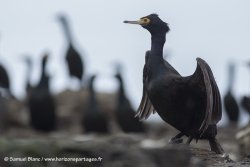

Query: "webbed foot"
<box><xmin>169</xmin><ymin>137</ymin><xmax>183</xmax><ymax>144</ymax></box>
<box><xmin>168</xmin><ymin>132</ymin><xmax>184</xmax><ymax>144</ymax></box>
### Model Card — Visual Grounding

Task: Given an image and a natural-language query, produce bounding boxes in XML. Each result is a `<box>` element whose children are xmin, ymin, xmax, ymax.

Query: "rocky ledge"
<box><xmin>0</xmin><ymin>125</ymin><xmax>249</xmax><ymax>167</ymax></box>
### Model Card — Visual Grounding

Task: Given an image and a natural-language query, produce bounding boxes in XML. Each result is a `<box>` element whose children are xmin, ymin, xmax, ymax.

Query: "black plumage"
<box><xmin>124</xmin><ymin>14</ymin><xmax>224</xmax><ymax>154</ymax></box>
<box><xmin>23</xmin><ymin>56</ymin><xmax>33</xmax><ymax>93</ymax></box>
<box><xmin>28</xmin><ymin>54</ymin><xmax>56</xmax><ymax>132</ymax></box>
<box><xmin>223</xmin><ymin>62</ymin><xmax>239</xmax><ymax>123</ymax></box>
<box><xmin>0</xmin><ymin>62</ymin><xmax>13</xmax><ymax>98</ymax></box>
<box><xmin>241</xmin><ymin>96</ymin><xmax>250</xmax><ymax>116</ymax></box>
<box><xmin>58</xmin><ymin>14</ymin><xmax>84</xmax><ymax>81</ymax></box>
<box><xmin>114</xmin><ymin>66</ymin><xmax>145</xmax><ymax>133</ymax></box>
<box><xmin>82</xmin><ymin>75</ymin><xmax>109</xmax><ymax>133</ymax></box>
<box><xmin>0</xmin><ymin>64</ymin><xmax>9</xmax><ymax>90</ymax></box>
<box><xmin>241</xmin><ymin>62</ymin><xmax>250</xmax><ymax>117</ymax></box>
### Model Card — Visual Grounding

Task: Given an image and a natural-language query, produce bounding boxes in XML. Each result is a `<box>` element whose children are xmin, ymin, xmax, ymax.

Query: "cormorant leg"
<box><xmin>169</xmin><ymin>132</ymin><xmax>184</xmax><ymax>144</ymax></box>
<box><xmin>208</xmin><ymin>137</ymin><xmax>225</xmax><ymax>154</ymax></box>
<box><xmin>186</xmin><ymin>136</ymin><xmax>193</xmax><ymax>145</ymax></box>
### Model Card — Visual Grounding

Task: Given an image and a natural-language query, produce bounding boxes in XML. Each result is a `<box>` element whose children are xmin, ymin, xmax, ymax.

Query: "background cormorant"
<box><xmin>124</xmin><ymin>14</ymin><xmax>224</xmax><ymax>154</ymax></box>
<box><xmin>57</xmin><ymin>14</ymin><xmax>85</xmax><ymax>82</ymax></box>
<box><xmin>0</xmin><ymin>62</ymin><xmax>12</xmax><ymax>97</ymax></box>
<box><xmin>82</xmin><ymin>75</ymin><xmax>109</xmax><ymax>133</ymax></box>
<box><xmin>114</xmin><ymin>64</ymin><xmax>145</xmax><ymax>133</ymax></box>
<box><xmin>241</xmin><ymin>62</ymin><xmax>250</xmax><ymax>121</ymax></box>
<box><xmin>223</xmin><ymin>62</ymin><xmax>239</xmax><ymax>124</ymax></box>
<box><xmin>0</xmin><ymin>63</ymin><xmax>10</xmax><ymax>89</ymax></box>
<box><xmin>22</xmin><ymin>56</ymin><xmax>33</xmax><ymax>94</ymax></box>
<box><xmin>28</xmin><ymin>53</ymin><xmax>56</xmax><ymax>132</ymax></box>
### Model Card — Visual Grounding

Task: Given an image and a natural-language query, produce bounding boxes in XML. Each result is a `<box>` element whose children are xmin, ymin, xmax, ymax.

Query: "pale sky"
<box><xmin>0</xmin><ymin>0</ymin><xmax>250</xmax><ymax>125</ymax></box>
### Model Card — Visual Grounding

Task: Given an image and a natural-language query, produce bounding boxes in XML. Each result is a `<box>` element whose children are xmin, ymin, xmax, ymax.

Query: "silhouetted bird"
<box><xmin>23</xmin><ymin>56</ymin><xmax>33</xmax><ymax>94</ymax></box>
<box><xmin>114</xmin><ymin>65</ymin><xmax>145</xmax><ymax>133</ymax></box>
<box><xmin>241</xmin><ymin>62</ymin><xmax>250</xmax><ymax>118</ymax></box>
<box><xmin>57</xmin><ymin>14</ymin><xmax>84</xmax><ymax>82</ymax></box>
<box><xmin>28</xmin><ymin>53</ymin><xmax>56</xmax><ymax>132</ymax></box>
<box><xmin>82</xmin><ymin>75</ymin><xmax>109</xmax><ymax>133</ymax></box>
<box><xmin>124</xmin><ymin>14</ymin><xmax>224</xmax><ymax>154</ymax></box>
<box><xmin>0</xmin><ymin>62</ymin><xmax>13</xmax><ymax>98</ymax></box>
<box><xmin>0</xmin><ymin>64</ymin><xmax>9</xmax><ymax>90</ymax></box>
<box><xmin>241</xmin><ymin>96</ymin><xmax>250</xmax><ymax>116</ymax></box>
<box><xmin>223</xmin><ymin>62</ymin><xmax>239</xmax><ymax>124</ymax></box>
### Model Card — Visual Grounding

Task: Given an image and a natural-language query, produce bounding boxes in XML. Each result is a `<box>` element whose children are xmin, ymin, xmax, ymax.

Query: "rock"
<box><xmin>0</xmin><ymin>134</ymin><xmax>203</xmax><ymax>167</ymax></box>
<box><xmin>236</xmin><ymin>124</ymin><xmax>250</xmax><ymax>156</ymax></box>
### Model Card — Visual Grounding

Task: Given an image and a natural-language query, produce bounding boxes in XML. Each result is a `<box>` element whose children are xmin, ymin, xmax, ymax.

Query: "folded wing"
<box><xmin>135</xmin><ymin>51</ymin><xmax>155</xmax><ymax>120</ymax></box>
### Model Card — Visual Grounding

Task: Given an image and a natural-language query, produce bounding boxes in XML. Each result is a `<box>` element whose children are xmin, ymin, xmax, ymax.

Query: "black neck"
<box><xmin>147</xmin><ymin>32</ymin><xmax>166</xmax><ymax>72</ymax></box>
<box><xmin>89</xmin><ymin>81</ymin><xmax>97</xmax><ymax>110</ymax></box>
<box><xmin>117</xmin><ymin>77</ymin><xmax>126</xmax><ymax>102</ymax></box>
<box><xmin>38</xmin><ymin>60</ymin><xmax>49</xmax><ymax>89</ymax></box>
<box><xmin>60</xmin><ymin>19</ymin><xmax>73</xmax><ymax>44</ymax></box>
<box><xmin>26</xmin><ymin>61</ymin><xmax>32</xmax><ymax>91</ymax></box>
<box><xmin>41</xmin><ymin>59</ymin><xmax>47</xmax><ymax>79</ymax></box>
<box><xmin>227</xmin><ymin>69</ymin><xmax>234</xmax><ymax>92</ymax></box>
<box><xmin>151</xmin><ymin>33</ymin><xmax>166</xmax><ymax>53</ymax></box>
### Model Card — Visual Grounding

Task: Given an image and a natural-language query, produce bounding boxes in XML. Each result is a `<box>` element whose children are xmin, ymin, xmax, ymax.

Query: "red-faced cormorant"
<box><xmin>114</xmin><ymin>65</ymin><xmax>145</xmax><ymax>133</ymax></box>
<box><xmin>223</xmin><ymin>62</ymin><xmax>239</xmax><ymax>124</ymax></box>
<box><xmin>82</xmin><ymin>75</ymin><xmax>109</xmax><ymax>133</ymax></box>
<box><xmin>28</xmin><ymin>53</ymin><xmax>56</xmax><ymax>132</ymax></box>
<box><xmin>124</xmin><ymin>14</ymin><xmax>224</xmax><ymax>154</ymax></box>
<box><xmin>57</xmin><ymin>14</ymin><xmax>84</xmax><ymax>82</ymax></box>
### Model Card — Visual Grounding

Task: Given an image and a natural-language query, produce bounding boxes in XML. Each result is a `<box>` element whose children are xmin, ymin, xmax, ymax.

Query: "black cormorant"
<box><xmin>241</xmin><ymin>96</ymin><xmax>250</xmax><ymax>116</ymax></box>
<box><xmin>23</xmin><ymin>56</ymin><xmax>33</xmax><ymax>94</ymax></box>
<box><xmin>124</xmin><ymin>14</ymin><xmax>224</xmax><ymax>154</ymax></box>
<box><xmin>241</xmin><ymin>62</ymin><xmax>250</xmax><ymax>118</ymax></box>
<box><xmin>82</xmin><ymin>75</ymin><xmax>109</xmax><ymax>133</ymax></box>
<box><xmin>0</xmin><ymin>63</ymin><xmax>13</xmax><ymax>98</ymax></box>
<box><xmin>114</xmin><ymin>65</ymin><xmax>145</xmax><ymax>133</ymax></box>
<box><xmin>28</xmin><ymin>53</ymin><xmax>56</xmax><ymax>132</ymax></box>
<box><xmin>0</xmin><ymin>64</ymin><xmax>9</xmax><ymax>90</ymax></box>
<box><xmin>223</xmin><ymin>62</ymin><xmax>239</xmax><ymax>124</ymax></box>
<box><xmin>57</xmin><ymin>14</ymin><xmax>84</xmax><ymax>82</ymax></box>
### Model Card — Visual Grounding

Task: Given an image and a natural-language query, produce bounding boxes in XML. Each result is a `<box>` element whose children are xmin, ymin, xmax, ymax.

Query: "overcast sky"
<box><xmin>0</xmin><ymin>0</ymin><xmax>250</xmax><ymax>125</ymax></box>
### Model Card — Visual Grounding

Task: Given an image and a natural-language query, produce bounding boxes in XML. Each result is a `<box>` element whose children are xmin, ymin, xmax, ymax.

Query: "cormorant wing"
<box><xmin>135</xmin><ymin>51</ymin><xmax>155</xmax><ymax>120</ymax></box>
<box><xmin>66</xmin><ymin>45</ymin><xmax>84</xmax><ymax>80</ymax></box>
<box><xmin>191</xmin><ymin>58</ymin><xmax>222</xmax><ymax>136</ymax></box>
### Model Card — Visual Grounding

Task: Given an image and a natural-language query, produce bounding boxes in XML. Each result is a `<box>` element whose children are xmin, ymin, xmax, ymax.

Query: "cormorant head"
<box><xmin>57</xmin><ymin>14</ymin><xmax>67</xmax><ymax>24</ymax></box>
<box><xmin>124</xmin><ymin>14</ymin><xmax>170</xmax><ymax>35</ymax></box>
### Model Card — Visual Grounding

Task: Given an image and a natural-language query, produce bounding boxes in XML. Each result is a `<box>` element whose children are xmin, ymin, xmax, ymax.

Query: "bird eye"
<box><xmin>144</xmin><ymin>18</ymin><xmax>150</xmax><ymax>23</ymax></box>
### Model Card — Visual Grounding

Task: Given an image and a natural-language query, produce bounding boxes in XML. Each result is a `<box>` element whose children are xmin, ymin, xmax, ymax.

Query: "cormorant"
<box><xmin>124</xmin><ymin>14</ymin><xmax>224</xmax><ymax>154</ymax></box>
<box><xmin>57</xmin><ymin>14</ymin><xmax>84</xmax><ymax>82</ymax></box>
<box><xmin>223</xmin><ymin>62</ymin><xmax>239</xmax><ymax>124</ymax></box>
<box><xmin>241</xmin><ymin>62</ymin><xmax>250</xmax><ymax>118</ymax></box>
<box><xmin>82</xmin><ymin>75</ymin><xmax>109</xmax><ymax>133</ymax></box>
<box><xmin>0</xmin><ymin>64</ymin><xmax>9</xmax><ymax>90</ymax></box>
<box><xmin>28</xmin><ymin>53</ymin><xmax>56</xmax><ymax>132</ymax></box>
<box><xmin>114</xmin><ymin>65</ymin><xmax>145</xmax><ymax>133</ymax></box>
<box><xmin>241</xmin><ymin>96</ymin><xmax>250</xmax><ymax>117</ymax></box>
<box><xmin>23</xmin><ymin>56</ymin><xmax>33</xmax><ymax>94</ymax></box>
<box><xmin>0</xmin><ymin>63</ymin><xmax>13</xmax><ymax>98</ymax></box>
